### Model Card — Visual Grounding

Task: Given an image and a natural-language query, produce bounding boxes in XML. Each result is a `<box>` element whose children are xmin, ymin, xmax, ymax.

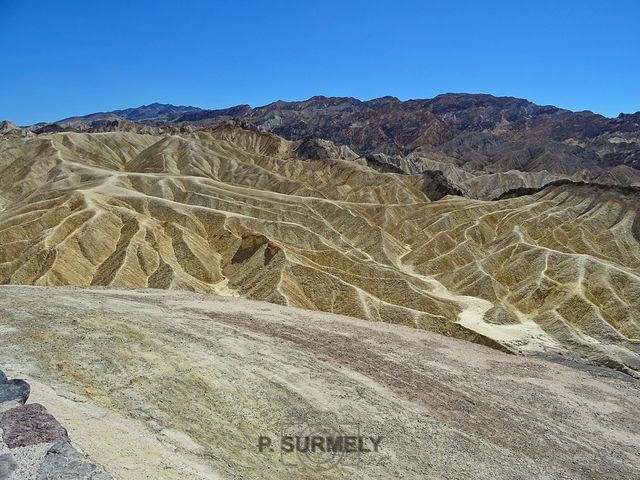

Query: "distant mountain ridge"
<box><xmin>9</xmin><ymin>93</ymin><xmax>640</xmax><ymax>182</ymax></box>
<box><xmin>59</xmin><ymin>102</ymin><xmax>203</xmax><ymax>124</ymax></box>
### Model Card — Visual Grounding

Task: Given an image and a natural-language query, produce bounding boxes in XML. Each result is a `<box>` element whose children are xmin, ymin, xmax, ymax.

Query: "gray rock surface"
<box><xmin>0</xmin><ymin>371</ymin><xmax>7</xmax><ymax>384</ymax></box>
<box><xmin>0</xmin><ymin>442</ymin><xmax>55</xmax><ymax>480</ymax></box>
<box><xmin>0</xmin><ymin>404</ymin><xmax>68</xmax><ymax>449</ymax></box>
<box><xmin>0</xmin><ymin>452</ymin><xmax>17</xmax><ymax>480</ymax></box>
<box><xmin>0</xmin><ymin>402</ymin><xmax>21</xmax><ymax>415</ymax></box>
<box><xmin>0</xmin><ymin>380</ymin><xmax>30</xmax><ymax>405</ymax></box>
<box><xmin>36</xmin><ymin>442</ymin><xmax>112</xmax><ymax>480</ymax></box>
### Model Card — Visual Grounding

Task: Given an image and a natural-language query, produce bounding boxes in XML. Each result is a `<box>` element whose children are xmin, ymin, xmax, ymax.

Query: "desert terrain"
<box><xmin>1</xmin><ymin>119</ymin><xmax>639</xmax><ymax>376</ymax></box>
<box><xmin>2</xmin><ymin>94</ymin><xmax>640</xmax><ymax>478</ymax></box>
<box><xmin>1</xmin><ymin>286</ymin><xmax>639</xmax><ymax>479</ymax></box>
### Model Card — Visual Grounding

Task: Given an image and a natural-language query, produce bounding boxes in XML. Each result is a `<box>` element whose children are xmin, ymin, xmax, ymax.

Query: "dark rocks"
<box><xmin>0</xmin><ymin>453</ymin><xmax>17</xmax><ymax>480</ymax></box>
<box><xmin>421</xmin><ymin>170</ymin><xmax>465</xmax><ymax>200</ymax></box>
<box><xmin>294</xmin><ymin>137</ymin><xmax>358</xmax><ymax>161</ymax></box>
<box><xmin>36</xmin><ymin>442</ymin><xmax>112</xmax><ymax>480</ymax></box>
<box><xmin>0</xmin><ymin>403</ymin><xmax>68</xmax><ymax>448</ymax></box>
<box><xmin>0</xmin><ymin>379</ymin><xmax>30</xmax><ymax>405</ymax></box>
<box><xmin>362</xmin><ymin>154</ymin><xmax>406</xmax><ymax>173</ymax></box>
<box><xmin>0</xmin><ymin>370</ymin><xmax>27</xmax><ymax>405</ymax></box>
<box><xmin>0</xmin><ymin>368</ymin><xmax>111</xmax><ymax>478</ymax></box>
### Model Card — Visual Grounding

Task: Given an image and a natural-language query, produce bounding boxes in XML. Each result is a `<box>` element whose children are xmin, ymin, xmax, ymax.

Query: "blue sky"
<box><xmin>1</xmin><ymin>0</ymin><xmax>639</xmax><ymax>125</ymax></box>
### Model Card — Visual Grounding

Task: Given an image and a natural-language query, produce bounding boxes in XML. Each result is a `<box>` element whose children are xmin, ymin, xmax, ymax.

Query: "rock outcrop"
<box><xmin>0</xmin><ymin>369</ymin><xmax>111</xmax><ymax>479</ymax></box>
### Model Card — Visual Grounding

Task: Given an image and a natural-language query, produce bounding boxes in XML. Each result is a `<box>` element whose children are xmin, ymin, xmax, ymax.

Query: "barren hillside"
<box><xmin>1</xmin><ymin>125</ymin><xmax>639</xmax><ymax>375</ymax></box>
<box><xmin>1</xmin><ymin>286</ymin><xmax>639</xmax><ymax>479</ymax></box>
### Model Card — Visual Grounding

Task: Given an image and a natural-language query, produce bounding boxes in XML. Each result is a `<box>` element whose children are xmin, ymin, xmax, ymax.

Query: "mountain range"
<box><xmin>1</xmin><ymin>93</ymin><xmax>640</xmax><ymax>378</ymax></box>
<box><xmin>28</xmin><ymin>94</ymin><xmax>640</xmax><ymax>173</ymax></box>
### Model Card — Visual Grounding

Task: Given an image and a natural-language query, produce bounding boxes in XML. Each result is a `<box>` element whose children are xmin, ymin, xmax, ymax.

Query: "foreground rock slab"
<box><xmin>1</xmin><ymin>286</ymin><xmax>639</xmax><ymax>479</ymax></box>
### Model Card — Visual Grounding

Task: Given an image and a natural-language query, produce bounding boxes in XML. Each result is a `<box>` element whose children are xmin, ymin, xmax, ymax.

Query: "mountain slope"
<box><xmin>1</xmin><ymin>125</ymin><xmax>639</xmax><ymax>374</ymax></box>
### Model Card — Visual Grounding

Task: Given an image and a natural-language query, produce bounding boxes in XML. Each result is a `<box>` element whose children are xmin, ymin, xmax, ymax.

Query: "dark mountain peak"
<box><xmin>58</xmin><ymin>110</ymin><xmax>111</xmax><ymax>122</ymax></box>
<box><xmin>617</xmin><ymin>111</ymin><xmax>640</xmax><ymax>122</ymax></box>
<box><xmin>58</xmin><ymin>102</ymin><xmax>202</xmax><ymax>125</ymax></box>
<box><xmin>434</xmin><ymin>92</ymin><xmax>502</xmax><ymax>99</ymax></box>
<box><xmin>307</xmin><ymin>95</ymin><xmax>331</xmax><ymax>102</ymax></box>
<box><xmin>136</xmin><ymin>102</ymin><xmax>164</xmax><ymax>108</ymax></box>
<box><xmin>366</xmin><ymin>96</ymin><xmax>401</xmax><ymax>104</ymax></box>
<box><xmin>253</xmin><ymin>96</ymin><xmax>360</xmax><ymax>115</ymax></box>
<box><xmin>306</xmin><ymin>95</ymin><xmax>360</xmax><ymax>104</ymax></box>
<box><xmin>112</xmin><ymin>103</ymin><xmax>202</xmax><ymax>121</ymax></box>
<box><xmin>175</xmin><ymin>104</ymin><xmax>252</xmax><ymax>123</ymax></box>
<box><xmin>428</xmin><ymin>92</ymin><xmax>537</xmax><ymax>109</ymax></box>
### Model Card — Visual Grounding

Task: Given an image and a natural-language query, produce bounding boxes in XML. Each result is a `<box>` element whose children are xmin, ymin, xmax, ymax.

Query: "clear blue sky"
<box><xmin>1</xmin><ymin>0</ymin><xmax>639</xmax><ymax>125</ymax></box>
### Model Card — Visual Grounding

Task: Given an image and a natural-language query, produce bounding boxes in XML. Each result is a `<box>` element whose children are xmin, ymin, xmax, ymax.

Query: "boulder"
<box><xmin>0</xmin><ymin>370</ymin><xmax>7</xmax><ymax>384</ymax></box>
<box><xmin>36</xmin><ymin>441</ymin><xmax>112</xmax><ymax>480</ymax></box>
<box><xmin>0</xmin><ymin>379</ymin><xmax>30</xmax><ymax>405</ymax></box>
<box><xmin>0</xmin><ymin>404</ymin><xmax>68</xmax><ymax>448</ymax></box>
